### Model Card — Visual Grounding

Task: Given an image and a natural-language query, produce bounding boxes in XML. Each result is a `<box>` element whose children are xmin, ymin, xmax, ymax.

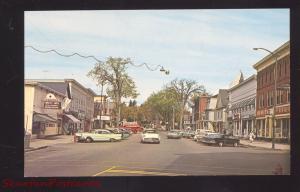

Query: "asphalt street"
<box><xmin>25</xmin><ymin>131</ymin><xmax>290</xmax><ymax>176</ymax></box>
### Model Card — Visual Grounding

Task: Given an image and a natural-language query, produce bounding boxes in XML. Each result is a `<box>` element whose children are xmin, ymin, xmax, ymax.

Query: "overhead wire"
<box><xmin>25</xmin><ymin>45</ymin><xmax>167</xmax><ymax>72</ymax></box>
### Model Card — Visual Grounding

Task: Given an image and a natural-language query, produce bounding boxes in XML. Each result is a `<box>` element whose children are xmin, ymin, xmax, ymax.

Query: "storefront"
<box><xmin>32</xmin><ymin>112</ymin><xmax>58</xmax><ymax>138</ymax></box>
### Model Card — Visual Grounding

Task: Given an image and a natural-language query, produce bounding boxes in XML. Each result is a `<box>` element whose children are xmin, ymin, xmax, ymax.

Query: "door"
<box><xmin>102</xmin><ymin>130</ymin><xmax>112</xmax><ymax>141</ymax></box>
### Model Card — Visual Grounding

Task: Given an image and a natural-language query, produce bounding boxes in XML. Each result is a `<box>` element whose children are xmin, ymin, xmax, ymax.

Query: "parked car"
<box><xmin>200</xmin><ymin>133</ymin><xmax>240</xmax><ymax>147</ymax></box>
<box><xmin>182</xmin><ymin>130</ymin><xmax>190</xmax><ymax>138</ymax></box>
<box><xmin>167</xmin><ymin>130</ymin><xmax>182</xmax><ymax>139</ymax></box>
<box><xmin>75</xmin><ymin>129</ymin><xmax>122</xmax><ymax>143</ymax></box>
<box><xmin>194</xmin><ymin>129</ymin><xmax>215</xmax><ymax>142</ymax></box>
<box><xmin>186</xmin><ymin>130</ymin><xmax>196</xmax><ymax>139</ymax></box>
<box><xmin>141</xmin><ymin>129</ymin><xmax>160</xmax><ymax>144</ymax></box>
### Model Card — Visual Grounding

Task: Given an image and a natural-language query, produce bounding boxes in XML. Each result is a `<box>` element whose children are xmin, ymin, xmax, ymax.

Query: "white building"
<box><xmin>25</xmin><ymin>79</ymin><xmax>96</xmax><ymax>136</ymax></box>
<box><xmin>228</xmin><ymin>74</ymin><xmax>257</xmax><ymax>137</ymax></box>
<box><xmin>25</xmin><ymin>81</ymin><xmax>65</xmax><ymax>138</ymax></box>
<box><xmin>204</xmin><ymin>94</ymin><xmax>218</xmax><ymax>131</ymax></box>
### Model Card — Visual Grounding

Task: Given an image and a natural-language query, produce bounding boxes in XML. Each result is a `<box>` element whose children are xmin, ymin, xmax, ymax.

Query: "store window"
<box><xmin>282</xmin><ymin>118</ymin><xmax>290</xmax><ymax>138</ymax></box>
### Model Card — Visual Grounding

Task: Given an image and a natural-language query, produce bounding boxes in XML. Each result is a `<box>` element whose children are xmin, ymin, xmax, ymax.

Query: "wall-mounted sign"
<box><xmin>44</xmin><ymin>93</ymin><xmax>61</xmax><ymax>109</ymax></box>
<box><xmin>44</xmin><ymin>101</ymin><xmax>61</xmax><ymax>109</ymax></box>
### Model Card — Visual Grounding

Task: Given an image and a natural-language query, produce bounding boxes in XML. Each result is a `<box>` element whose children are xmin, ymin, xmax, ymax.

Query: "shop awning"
<box><xmin>33</xmin><ymin>113</ymin><xmax>57</xmax><ymax>122</ymax></box>
<box><xmin>64</xmin><ymin>114</ymin><xmax>80</xmax><ymax>123</ymax></box>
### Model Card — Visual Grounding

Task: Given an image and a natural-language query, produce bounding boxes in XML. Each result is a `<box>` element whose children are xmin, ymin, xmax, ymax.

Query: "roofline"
<box><xmin>229</xmin><ymin>74</ymin><xmax>257</xmax><ymax>92</ymax></box>
<box><xmin>252</xmin><ymin>41</ymin><xmax>290</xmax><ymax>69</ymax></box>
<box><xmin>26</xmin><ymin>79</ymin><xmax>97</xmax><ymax>96</ymax></box>
<box><xmin>25</xmin><ymin>81</ymin><xmax>66</xmax><ymax>97</ymax></box>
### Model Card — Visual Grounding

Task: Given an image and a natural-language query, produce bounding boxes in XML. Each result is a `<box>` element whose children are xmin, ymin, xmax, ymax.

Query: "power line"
<box><xmin>25</xmin><ymin>45</ymin><xmax>169</xmax><ymax>73</ymax></box>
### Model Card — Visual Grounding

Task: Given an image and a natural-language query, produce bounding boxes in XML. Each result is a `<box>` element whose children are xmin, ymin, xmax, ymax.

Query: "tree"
<box><xmin>142</xmin><ymin>88</ymin><xmax>180</xmax><ymax>130</ymax></box>
<box><xmin>87</xmin><ymin>57</ymin><xmax>139</xmax><ymax>126</ymax></box>
<box><xmin>166</xmin><ymin>78</ymin><xmax>206</xmax><ymax>129</ymax></box>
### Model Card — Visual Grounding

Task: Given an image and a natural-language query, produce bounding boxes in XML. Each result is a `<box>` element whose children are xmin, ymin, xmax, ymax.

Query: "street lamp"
<box><xmin>253</xmin><ymin>47</ymin><xmax>279</xmax><ymax>149</ymax></box>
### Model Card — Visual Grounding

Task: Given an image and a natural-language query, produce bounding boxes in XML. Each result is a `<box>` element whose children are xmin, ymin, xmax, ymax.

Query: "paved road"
<box><xmin>25</xmin><ymin>131</ymin><xmax>290</xmax><ymax>177</ymax></box>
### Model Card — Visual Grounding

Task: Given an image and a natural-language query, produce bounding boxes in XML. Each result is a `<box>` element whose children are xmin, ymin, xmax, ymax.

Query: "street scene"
<box><xmin>24</xmin><ymin>10</ymin><xmax>290</xmax><ymax>176</ymax></box>
<box><xmin>25</xmin><ymin>132</ymin><xmax>289</xmax><ymax>176</ymax></box>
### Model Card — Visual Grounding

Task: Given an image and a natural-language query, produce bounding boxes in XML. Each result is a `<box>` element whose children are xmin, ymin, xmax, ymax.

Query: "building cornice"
<box><xmin>252</xmin><ymin>41</ymin><xmax>290</xmax><ymax>70</ymax></box>
<box><xmin>229</xmin><ymin>74</ymin><xmax>257</xmax><ymax>92</ymax></box>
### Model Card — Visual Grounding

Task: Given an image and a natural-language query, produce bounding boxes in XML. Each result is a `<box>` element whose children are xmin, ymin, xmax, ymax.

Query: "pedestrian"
<box><xmin>249</xmin><ymin>131</ymin><xmax>255</xmax><ymax>143</ymax></box>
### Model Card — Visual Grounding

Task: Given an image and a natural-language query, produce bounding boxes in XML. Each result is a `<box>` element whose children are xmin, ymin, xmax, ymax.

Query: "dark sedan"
<box><xmin>200</xmin><ymin>133</ymin><xmax>240</xmax><ymax>147</ymax></box>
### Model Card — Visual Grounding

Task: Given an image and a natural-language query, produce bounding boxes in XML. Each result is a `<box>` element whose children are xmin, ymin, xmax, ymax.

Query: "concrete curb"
<box><xmin>25</xmin><ymin>146</ymin><xmax>48</xmax><ymax>153</ymax></box>
<box><xmin>239</xmin><ymin>143</ymin><xmax>289</xmax><ymax>151</ymax></box>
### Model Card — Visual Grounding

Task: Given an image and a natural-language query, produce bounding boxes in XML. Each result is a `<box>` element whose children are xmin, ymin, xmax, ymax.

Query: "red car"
<box><xmin>121</xmin><ymin>122</ymin><xmax>143</xmax><ymax>133</ymax></box>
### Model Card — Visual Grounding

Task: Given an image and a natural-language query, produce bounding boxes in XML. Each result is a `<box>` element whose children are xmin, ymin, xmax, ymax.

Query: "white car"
<box><xmin>141</xmin><ymin>129</ymin><xmax>160</xmax><ymax>144</ymax></box>
<box><xmin>75</xmin><ymin>129</ymin><xmax>122</xmax><ymax>143</ymax></box>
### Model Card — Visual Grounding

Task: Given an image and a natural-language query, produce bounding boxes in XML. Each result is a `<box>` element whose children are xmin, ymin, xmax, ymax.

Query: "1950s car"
<box><xmin>141</xmin><ymin>129</ymin><xmax>160</xmax><ymax>144</ymax></box>
<box><xmin>167</xmin><ymin>130</ymin><xmax>182</xmax><ymax>139</ymax></box>
<box><xmin>75</xmin><ymin>129</ymin><xmax>122</xmax><ymax>143</ymax></box>
<box><xmin>200</xmin><ymin>133</ymin><xmax>240</xmax><ymax>147</ymax></box>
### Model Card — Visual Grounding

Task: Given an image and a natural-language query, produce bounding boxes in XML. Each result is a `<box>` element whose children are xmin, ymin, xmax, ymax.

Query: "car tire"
<box><xmin>233</xmin><ymin>142</ymin><xmax>238</xmax><ymax>147</ymax></box>
<box><xmin>218</xmin><ymin>142</ymin><xmax>223</xmax><ymax>147</ymax></box>
<box><xmin>86</xmin><ymin>137</ymin><xmax>93</xmax><ymax>143</ymax></box>
<box><xmin>110</xmin><ymin>138</ymin><xmax>116</xmax><ymax>142</ymax></box>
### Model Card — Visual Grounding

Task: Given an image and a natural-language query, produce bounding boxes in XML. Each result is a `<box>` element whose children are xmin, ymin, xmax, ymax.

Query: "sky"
<box><xmin>25</xmin><ymin>9</ymin><xmax>289</xmax><ymax>104</ymax></box>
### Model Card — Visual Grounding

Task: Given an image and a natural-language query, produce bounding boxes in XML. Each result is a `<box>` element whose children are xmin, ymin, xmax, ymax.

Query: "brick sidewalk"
<box><xmin>240</xmin><ymin>139</ymin><xmax>290</xmax><ymax>151</ymax></box>
<box><xmin>25</xmin><ymin>135</ymin><xmax>74</xmax><ymax>152</ymax></box>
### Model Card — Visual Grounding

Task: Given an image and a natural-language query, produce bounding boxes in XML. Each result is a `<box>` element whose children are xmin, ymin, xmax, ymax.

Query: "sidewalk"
<box><xmin>240</xmin><ymin>139</ymin><xmax>290</xmax><ymax>151</ymax></box>
<box><xmin>25</xmin><ymin>135</ymin><xmax>74</xmax><ymax>152</ymax></box>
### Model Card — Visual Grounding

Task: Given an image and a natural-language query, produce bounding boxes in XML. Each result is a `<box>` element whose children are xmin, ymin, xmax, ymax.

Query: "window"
<box><xmin>270</xmin><ymin>92</ymin><xmax>273</xmax><ymax>106</ymax></box>
<box><xmin>280</xmin><ymin>90</ymin><xmax>284</xmax><ymax>104</ymax></box>
<box><xmin>287</xmin><ymin>90</ymin><xmax>290</xmax><ymax>103</ymax></box>
<box><xmin>267</xmin><ymin>92</ymin><xmax>270</xmax><ymax>106</ymax></box>
<box><xmin>276</xmin><ymin>90</ymin><xmax>280</xmax><ymax>105</ymax></box>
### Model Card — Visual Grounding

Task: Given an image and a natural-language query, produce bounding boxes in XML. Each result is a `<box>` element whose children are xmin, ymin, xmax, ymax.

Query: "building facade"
<box><xmin>26</xmin><ymin>79</ymin><xmax>96</xmax><ymax>135</ymax></box>
<box><xmin>228</xmin><ymin>75</ymin><xmax>257</xmax><ymax>138</ymax></box>
<box><xmin>94</xmin><ymin>95</ymin><xmax>115</xmax><ymax>129</ymax></box>
<box><xmin>204</xmin><ymin>94</ymin><xmax>218</xmax><ymax>131</ymax></box>
<box><xmin>194</xmin><ymin>94</ymin><xmax>209</xmax><ymax>130</ymax></box>
<box><xmin>25</xmin><ymin>81</ymin><xmax>65</xmax><ymax>138</ymax></box>
<box><xmin>253</xmin><ymin>41</ymin><xmax>290</xmax><ymax>142</ymax></box>
<box><xmin>215</xmin><ymin>89</ymin><xmax>229</xmax><ymax>133</ymax></box>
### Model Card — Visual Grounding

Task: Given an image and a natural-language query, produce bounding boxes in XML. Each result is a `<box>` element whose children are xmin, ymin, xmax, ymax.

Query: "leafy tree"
<box><xmin>142</xmin><ymin>88</ymin><xmax>180</xmax><ymax>130</ymax></box>
<box><xmin>166</xmin><ymin>78</ymin><xmax>206</xmax><ymax>129</ymax></box>
<box><xmin>87</xmin><ymin>57</ymin><xmax>139</xmax><ymax>126</ymax></box>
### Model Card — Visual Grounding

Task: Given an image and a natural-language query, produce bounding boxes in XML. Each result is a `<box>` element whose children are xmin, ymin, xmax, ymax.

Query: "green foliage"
<box><xmin>87</xmin><ymin>57</ymin><xmax>139</xmax><ymax>125</ymax></box>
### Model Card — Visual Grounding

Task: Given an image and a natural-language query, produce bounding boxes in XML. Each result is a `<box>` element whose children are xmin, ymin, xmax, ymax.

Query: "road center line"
<box><xmin>93</xmin><ymin>166</ymin><xmax>116</xmax><ymax>176</ymax></box>
<box><xmin>106</xmin><ymin>169</ymin><xmax>186</xmax><ymax>176</ymax></box>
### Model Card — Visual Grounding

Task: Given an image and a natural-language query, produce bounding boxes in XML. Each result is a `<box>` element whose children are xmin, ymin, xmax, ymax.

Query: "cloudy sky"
<box><xmin>25</xmin><ymin>9</ymin><xmax>289</xmax><ymax>104</ymax></box>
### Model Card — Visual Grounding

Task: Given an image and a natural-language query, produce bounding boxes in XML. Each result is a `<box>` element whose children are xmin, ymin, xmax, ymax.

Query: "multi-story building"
<box><xmin>27</xmin><ymin>79</ymin><xmax>96</xmax><ymax>135</ymax></box>
<box><xmin>194</xmin><ymin>94</ymin><xmax>209</xmax><ymax>129</ymax></box>
<box><xmin>253</xmin><ymin>41</ymin><xmax>290</xmax><ymax>142</ymax></box>
<box><xmin>228</xmin><ymin>74</ymin><xmax>257</xmax><ymax>138</ymax></box>
<box><xmin>25</xmin><ymin>81</ymin><xmax>65</xmax><ymax>138</ymax></box>
<box><xmin>215</xmin><ymin>89</ymin><xmax>229</xmax><ymax>133</ymax></box>
<box><xmin>204</xmin><ymin>94</ymin><xmax>218</xmax><ymax>131</ymax></box>
<box><xmin>94</xmin><ymin>95</ymin><xmax>115</xmax><ymax>128</ymax></box>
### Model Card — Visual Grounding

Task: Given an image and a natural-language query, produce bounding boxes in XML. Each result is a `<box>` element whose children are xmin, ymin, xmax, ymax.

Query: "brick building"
<box><xmin>253</xmin><ymin>41</ymin><xmax>290</xmax><ymax>142</ymax></box>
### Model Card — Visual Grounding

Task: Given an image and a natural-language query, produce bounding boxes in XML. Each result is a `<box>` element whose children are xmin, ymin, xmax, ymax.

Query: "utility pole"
<box><xmin>99</xmin><ymin>81</ymin><xmax>104</xmax><ymax>129</ymax></box>
<box><xmin>172</xmin><ymin>106</ymin><xmax>175</xmax><ymax>130</ymax></box>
